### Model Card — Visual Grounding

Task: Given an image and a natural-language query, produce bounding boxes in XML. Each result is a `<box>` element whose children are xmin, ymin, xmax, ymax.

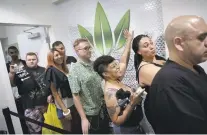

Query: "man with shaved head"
<box><xmin>149</xmin><ymin>15</ymin><xmax>207</xmax><ymax>134</ymax></box>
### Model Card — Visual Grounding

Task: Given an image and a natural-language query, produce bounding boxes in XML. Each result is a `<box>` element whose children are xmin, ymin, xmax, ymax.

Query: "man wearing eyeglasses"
<box><xmin>68</xmin><ymin>38</ymin><xmax>110</xmax><ymax>134</ymax></box>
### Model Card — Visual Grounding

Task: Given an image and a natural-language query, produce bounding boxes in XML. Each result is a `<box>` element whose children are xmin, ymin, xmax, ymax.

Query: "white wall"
<box><xmin>0</xmin><ymin>38</ymin><xmax>9</xmax><ymax>61</ymax></box>
<box><xmin>0</xmin><ymin>26</ymin><xmax>6</xmax><ymax>38</ymax></box>
<box><xmin>0</xmin><ymin>0</ymin><xmax>54</xmax><ymax>25</ymax></box>
<box><xmin>5</xmin><ymin>26</ymin><xmax>31</xmax><ymax>45</ymax></box>
<box><xmin>161</xmin><ymin>0</ymin><xmax>207</xmax><ymax>71</ymax></box>
<box><xmin>162</xmin><ymin>0</ymin><xmax>207</xmax><ymax>29</ymax></box>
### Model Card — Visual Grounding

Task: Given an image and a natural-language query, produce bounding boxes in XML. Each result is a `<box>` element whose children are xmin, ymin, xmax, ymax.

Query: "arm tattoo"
<box><xmin>106</xmin><ymin>88</ymin><xmax>117</xmax><ymax>100</ymax></box>
<box><xmin>107</xmin><ymin>91</ymin><xmax>114</xmax><ymax>100</ymax></box>
<box><xmin>106</xmin><ymin>88</ymin><xmax>119</xmax><ymax>117</ymax></box>
<box><xmin>107</xmin><ymin>105</ymin><xmax>118</xmax><ymax>117</ymax></box>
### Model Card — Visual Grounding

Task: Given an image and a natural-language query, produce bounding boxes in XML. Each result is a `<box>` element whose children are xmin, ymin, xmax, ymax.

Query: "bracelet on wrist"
<box><xmin>63</xmin><ymin>109</ymin><xmax>70</xmax><ymax>116</ymax></box>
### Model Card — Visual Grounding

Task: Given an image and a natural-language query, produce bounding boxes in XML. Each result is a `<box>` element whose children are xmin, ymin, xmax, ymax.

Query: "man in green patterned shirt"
<box><xmin>68</xmin><ymin>38</ymin><xmax>109</xmax><ymax>134</ymax></box>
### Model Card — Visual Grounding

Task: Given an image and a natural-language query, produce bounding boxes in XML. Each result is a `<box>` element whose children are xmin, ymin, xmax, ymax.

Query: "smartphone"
<box><xmin>13</xmin><ymin>64</ymin><xmax>20</xmax><ymax>72</ymax></box>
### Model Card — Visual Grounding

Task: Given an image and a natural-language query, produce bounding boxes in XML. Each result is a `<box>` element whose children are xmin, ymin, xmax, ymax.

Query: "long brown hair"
<box><xmin>46</xmin><ymin>48</ymin><xmax>69</xmax><ymax>74</ymax></box>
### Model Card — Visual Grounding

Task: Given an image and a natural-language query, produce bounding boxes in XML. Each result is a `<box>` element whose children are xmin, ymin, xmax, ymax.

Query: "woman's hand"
<box><xmin>63</xmin><ymin>109</ymin><xmax>72</xmax><ymax>120</ymax></box>
<box><xmin>47</xmin><ymin>95</ymin><xmax>53</xmax><ymax>103</ymax></box>
<box><xmin>9</xmin><ymin>65</ymin><xmax>16</xmax><ymax>74</ymax></box>
<box><xmin>130</xmin><ymin>87</ymin><xmax>145</xmax><ymax>106</ymax></box>
<box><xmin>118</xmin><ymin>29</ymin><xmax>134</xmax><ymax>80</ymax></box>
<box><xmin>123</xmin><ymin>29</ymin><xmax>134</xmax><ymax>42</ymax></box>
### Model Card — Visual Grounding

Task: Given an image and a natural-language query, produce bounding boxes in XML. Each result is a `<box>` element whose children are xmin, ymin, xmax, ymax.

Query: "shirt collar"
<box><xmin>78</xmin><ymin>58</ymin><xmax>93</xmax><ymax>67</ymax></box>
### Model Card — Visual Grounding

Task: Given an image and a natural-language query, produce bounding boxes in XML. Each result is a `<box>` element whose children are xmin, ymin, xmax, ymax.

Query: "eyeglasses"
<box><xmin>78</xmin><ymin>46</ymin><xmax>92</xmax><ymax>51</ymax></box>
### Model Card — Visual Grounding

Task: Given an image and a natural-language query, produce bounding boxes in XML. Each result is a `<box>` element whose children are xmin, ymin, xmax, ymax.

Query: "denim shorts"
<box><xmin>56</xmin><ymin>108</ymin><xmax>64</xmax><ymax>119</ymax></box>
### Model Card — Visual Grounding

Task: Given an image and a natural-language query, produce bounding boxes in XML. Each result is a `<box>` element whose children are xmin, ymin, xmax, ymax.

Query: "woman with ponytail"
<box><xmin>132</xmin><ymin>34</ymin><xmax>166</xmax><ymax>124</ymax></box>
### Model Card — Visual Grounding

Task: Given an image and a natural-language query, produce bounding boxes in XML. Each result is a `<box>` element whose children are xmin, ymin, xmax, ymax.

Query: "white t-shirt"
<box><xmin>55</xmin><ymin>97</ymin><xmax>74</xmax><ymax>109</ymax></box>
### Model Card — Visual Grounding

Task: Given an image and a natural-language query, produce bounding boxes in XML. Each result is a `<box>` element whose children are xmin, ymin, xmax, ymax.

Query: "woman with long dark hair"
<box><xmin>132</xmin><ymin>34</ymin><xmax>166</xmax><ymax>124</ymax></box>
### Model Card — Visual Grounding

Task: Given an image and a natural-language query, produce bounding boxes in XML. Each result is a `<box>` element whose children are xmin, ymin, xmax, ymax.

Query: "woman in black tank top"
<box><xmin>132</xmin><ymin>34</ymin><xmax>166</xmax><ymax>127</ymax></box>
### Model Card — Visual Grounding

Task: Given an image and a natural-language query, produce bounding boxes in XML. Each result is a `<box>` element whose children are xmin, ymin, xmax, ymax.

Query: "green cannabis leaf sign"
<box><xmin>78</xmin><ymin>2</ymin><xmax>130</xmax><ymax>56</ymax></box>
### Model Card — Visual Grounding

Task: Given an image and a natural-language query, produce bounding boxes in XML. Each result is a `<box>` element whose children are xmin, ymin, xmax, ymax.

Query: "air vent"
<box><xmin>28</xmin><ymin>33</ymin><xmax>41</xmax><ymax>39</ymax></box>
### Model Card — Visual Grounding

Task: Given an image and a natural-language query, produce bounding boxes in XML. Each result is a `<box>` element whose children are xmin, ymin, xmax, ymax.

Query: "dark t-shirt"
<box><xmin>14</xmin><ymin>66</ymin><xmax>48</xmax><ymax>109</ymax></box>
<box><xmin>149</xmin><ymin>60</ymin><xmax>207</xmax><ymax>134</ymax></box>
<box><xmin>44</xmin><ymin>66</ymin><xmax>72</xmax><ymax>98</ymax></box>
<box><xmin>6</xmin><ymin>59</ymin><xmax>26</xmax><ymax>73</ymax></box>
<box><xmin>66</xmin><ymin>56</ymin><xmax>77</xmax><ymax>65</ymax></box>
